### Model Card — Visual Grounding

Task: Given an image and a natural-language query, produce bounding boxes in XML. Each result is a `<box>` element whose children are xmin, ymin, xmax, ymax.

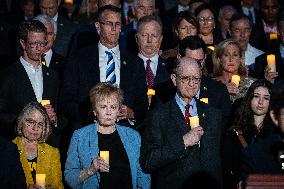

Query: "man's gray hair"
<box><xmin>175</xmin><ymin>57</ymin><xmax>201</xmax><ymax>75</ymax></box>
<box><xmin>133</xmin><ymin>0</ymin><xmax>155</xmax><ymax>8</ymax></box>
<box><xmin>33</xmin><ymin>14</ymin><xmax>57</xmax><ymax>34</ymax></box>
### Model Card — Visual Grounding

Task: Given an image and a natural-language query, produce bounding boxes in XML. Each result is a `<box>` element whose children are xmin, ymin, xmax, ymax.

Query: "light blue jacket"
<box><xmin>64</xmin><ymin>124</ymin><xmax>151</xmax><ymax>189</ymax></box>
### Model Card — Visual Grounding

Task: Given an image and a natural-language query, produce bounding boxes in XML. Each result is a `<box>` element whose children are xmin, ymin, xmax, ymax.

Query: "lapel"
<box><xmin>88</xmin><ymin>125</ymin><xmax>99</xmax><ymax>161</ymax></box>
<box><xmin>42</xmin><ymin>65</ymin><xmax>52</xmax><ymax>101</ymax></box>
<box><xmin>170</xmin><ymin>99</ymin><xmax>190</xmax><ymax>135</ymax></box>
<box><xmin>199</xmin><ymin>77</ymin><xmax>209</xmax><ymax>99</ymax></box>
<box><xmin>154</xmin><ymin>57</ymin><xmax>169</xmax><ymax>84</ymax></box>
<box><xmin>88</xmin><ymin>44</ymin><xmax>101</xmax><ymax>84</ymax></box>
<box><xmin>119</xmin><ymin>49</ymin><xmax>128</xmax><ymax>89</ymax></box>
<box><xmin>16</xmin><ymin>62</ymin><xmax>37</xmax><ymax>101</ymax></box>
<box><xmin>196</xmin><ymin>101</ymin><xmax>208</xmax><ymax>149</ymax></box>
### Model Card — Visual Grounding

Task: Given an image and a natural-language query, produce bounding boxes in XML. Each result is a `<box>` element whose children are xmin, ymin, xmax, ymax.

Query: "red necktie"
<box><xmin>184</xmin><ymin>104</ymin><xmax>191</xmax><ymax>125</ymax></box>
<box><xmin>146</xmin><ymin>59</ymin><xmax>154</xmax><ymax>89</ymax></box>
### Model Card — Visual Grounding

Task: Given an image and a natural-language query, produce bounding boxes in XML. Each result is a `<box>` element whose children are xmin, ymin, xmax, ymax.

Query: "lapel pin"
<box><xmin>46</xmin><ymin>72</ymin><xmax>49</xmax><ymax>76</ymax></box>
<box><xmin>203</xmin><ymin>86</ymin><xmax>207</xmax><ymax>91</ymax></box>
<box><xmin>162</xmin><ymin>62</ymin><xmax>165</xmax><ymax>66</ymax></box>
<box><xmin>202</xmin><ymin>113</ymin><xmax>206</xmax><ymax>117</ymax></box>
<box><xmin>60</xmin><ymin>23</ymin><xmax>63</xmax><ymax>26</ymax></box>
<box><xmin>55</xmin><ymin>61</ymin><xmax>59</xmax><ymax>64</ymax></box>
<box><xmin>123</xmin><ymin>61</ymin><xmax>127</xmax><ymax>65</ymax></box>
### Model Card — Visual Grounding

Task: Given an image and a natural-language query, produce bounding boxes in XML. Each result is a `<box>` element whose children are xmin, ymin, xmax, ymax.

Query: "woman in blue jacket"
<box><xmin>65</xmin><ymin>82</ymin><xmax>150</xmax><ymax>189</ymax></box>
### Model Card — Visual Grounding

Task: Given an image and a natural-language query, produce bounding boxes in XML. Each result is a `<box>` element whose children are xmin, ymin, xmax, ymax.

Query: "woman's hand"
<box><xmin>226</xmin><ymin>83</ymin><xmax>239</xmax><ymax>94</ymax></box>
<box><xmin>264</xmin><ymin>66</ymin><xmax>278</xmax><ymax>84</ymax></box>
<box><xmin>91</xmin><ymin>157</ymin><xmax>109</xmax><ymax>172</ymax></box>
<box><xmin>28</xmin><ymin>184</ymin><xmax>41</xmax><ymax>189</ymax></box>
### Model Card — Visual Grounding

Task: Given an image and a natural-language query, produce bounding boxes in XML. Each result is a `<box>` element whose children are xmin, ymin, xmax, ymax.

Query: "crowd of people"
<box><xmin>1</xmin><ymin>0</ymin><xmax>284</xmax><ymax>188</ymax></box>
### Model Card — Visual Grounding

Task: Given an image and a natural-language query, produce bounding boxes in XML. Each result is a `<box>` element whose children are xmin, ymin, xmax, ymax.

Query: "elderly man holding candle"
<box><xmin>64</xmin><ymin>82</ymin><xmax>150</xmax><ymax>189</ymax></box>
<box><xmin>140</xmin><ymin>57</ymin><xmax>223</xmax><ymax>189</ymax></box>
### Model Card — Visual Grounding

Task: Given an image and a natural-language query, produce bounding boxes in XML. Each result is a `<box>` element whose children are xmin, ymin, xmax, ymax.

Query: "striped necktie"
<box><xmin>105</xmin><ymin>51</ymin><xmax>116</xmax><ymax>84</ymax></box>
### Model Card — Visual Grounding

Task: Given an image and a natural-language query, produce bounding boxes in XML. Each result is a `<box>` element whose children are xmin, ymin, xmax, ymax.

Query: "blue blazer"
<box><xmin>64</xmin><ymin>124</ymin><xmax>151</xmax><ymax>189</ymax></box>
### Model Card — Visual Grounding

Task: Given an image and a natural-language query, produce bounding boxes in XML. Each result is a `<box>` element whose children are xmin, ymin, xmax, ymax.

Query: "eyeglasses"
<box><xmin>198</xmin><ymin>17</ymin><xmax>215</xmax><ymax>24</ymax></box>
<box><xmin>26</xmin><ymin>41</ymin><xmax>47</xmax><ymax>48</ymax></box>
<box><xmin>176</xmin><ymin>75</ymin><xmax>201</xmax><ymax>84</ymax></box>
<box><xmin>25</xmin><ymin>118</ymin><xmax>44</xmax><ymax>129</ymax></box>
<box><xmin>100</xmin><ymin>21</ymin><xmax>122</xmax><ymax>29</ymax></box>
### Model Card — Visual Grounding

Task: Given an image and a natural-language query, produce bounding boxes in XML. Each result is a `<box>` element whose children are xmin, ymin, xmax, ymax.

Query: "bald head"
<box><xmin>176</xmin><ymin>57</ymin><xmax>201</xmax><ymax>76</ymax></box>
<box><xmin>98</xmin><ymin>0</ymin><xmax>121</xmax><ymax>8</ymax></box>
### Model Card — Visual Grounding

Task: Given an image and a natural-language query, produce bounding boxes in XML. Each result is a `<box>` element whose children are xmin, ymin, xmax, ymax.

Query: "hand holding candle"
<box><xmin>267</xmin><ymin>54</ymin><xmax>276</xmax><ymax>72</ymax></box>
<box><xmin>36</xmin><ymin>174</ymin><xmax>46</xmax><ymax>188</ymax></box>
<box><xmin>231</xmin><ymin>75</ymin><xmax>241</xmax><ymax>87</ymax></box>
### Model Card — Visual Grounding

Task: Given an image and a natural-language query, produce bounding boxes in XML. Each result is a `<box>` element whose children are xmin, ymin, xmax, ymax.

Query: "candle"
<box><xmin>269</xmin><ymin>33</ymin><xmax>278</xmax><ymax>40</ymax></box>
<box><xmin>207</xmin><ymin>46</ymin><xmax>215</xmax><ymax>51</ymax></box>
<box><xmin>36</xmin><ymin>174</ymin><xmax>46</xmax><ymax>188</ymax></box>
<box><xmin>231</xmin><ymin>75</ymin><xmax>241</xmax><ymax>87</ymax></box>
<box><xmin>40</xmin><ymin>100</ymin><xmax>50</xmax><ymax>106</ymax></box>
<box><xmin>65</xmin><ymin>0</ymin><xmax>73</xmax><ymax>4</ymax></box>
<box><xmin>100</xmin><ymin>151</ymin><xmax>109</xmax><ymax>164</ymax></box>
<box><xmin>200</xmin><ymin>98</ymin><xmax>208</xmax><ymax>104</ymax></box>
<box><xmin>147</xmin><ymin>89</ymin><xmax>155</xmax><ymax>96</ymax></box>
<box><xmin>267</xmin><ymin>54</ymin><xmax>276</xmax><ymax>72</ymax></box>
<box><xmin>189</xmin><ymin>116</ymin><xmax>199</xmax><ymax>128</ymax></box>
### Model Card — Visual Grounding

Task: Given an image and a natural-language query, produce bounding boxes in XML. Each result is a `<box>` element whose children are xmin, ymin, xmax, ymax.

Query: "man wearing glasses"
<box><xmin>0</xmin><ymin>20</ymin><xmax>59</xmax><ymax>144</ymax></box>
<box><xmin>140</xmin><ymin>57</ymin><xmax>223</xmax><ymax>189</ymax></box>
<box><xmin>61</xmin><ymin>5</ymin><xmax>147</xmax><ymax>130</ymax></box>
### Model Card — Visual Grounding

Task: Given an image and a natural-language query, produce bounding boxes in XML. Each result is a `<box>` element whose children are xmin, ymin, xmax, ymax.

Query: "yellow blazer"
<box><xmin>13</xmin><ymin>137</ymin><xmax>64</xmax><ymax>189</ymax></box>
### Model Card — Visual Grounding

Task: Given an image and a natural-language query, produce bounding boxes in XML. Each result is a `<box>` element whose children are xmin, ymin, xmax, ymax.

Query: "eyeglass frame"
<box><xmin>25</xmin><ymin>40</ymin><xmax>48</xmax><ymax>48</ymax></box>
<box><xmin>99</xmin><ymin>21</ymin><xmax>122</xmax><ymax>29</ymax></box>
<box><xmin>175</xmin><ymin>75</ymin><xmax>201</xmax><ymax>84</ymax></box>
<box><xmin>25</xmin><ymin>118</ymin><xmax>44</xmax><ymax>129</ymax></box>
<box><xmin>198</xmin><ymin>17</ymin><xmax>215</xmax><ymax>24</ymax></box>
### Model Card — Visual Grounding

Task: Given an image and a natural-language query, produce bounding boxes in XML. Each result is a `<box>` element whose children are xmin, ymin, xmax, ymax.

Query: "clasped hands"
<box><xmin>183</xmin><ymin>126</ymin><xmax>204</xmax><ymax>148</ymax></box>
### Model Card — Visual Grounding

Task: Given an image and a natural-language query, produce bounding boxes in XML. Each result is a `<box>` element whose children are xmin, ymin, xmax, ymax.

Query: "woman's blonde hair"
<box><xmin>212</xmin><ymin>38</ymin><xmax>246</xmax><ymax>77</ymax></box>
<box><xmin>15</xmin><ymin>102</ymin><xmax>51</xmax><ymax>143</ymax></box>
<box><xmin>89</xmin><ymin>82</ymin><xmax>124</xmax><ymax>109</ymax></box>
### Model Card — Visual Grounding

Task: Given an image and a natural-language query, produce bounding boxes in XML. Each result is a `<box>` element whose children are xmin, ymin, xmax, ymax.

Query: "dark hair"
<box><xmin>137</xmin><ymin>15</ymin><xmax>163</xmax><ymax>33</ymax></box>
<box><xmin>194</xmin><ymin>3</ymin><xmax>216</xmax><ymax>19</ymax></box>
<box><xmin>229</xmin><ymin>13</ymin><xmax>252</xmax><ymax>30</ymax></box>
<box><xmin>173</xmin><ymin>11</ymin><xmax>199</xmax><ymax>34</ymax></box>
<box><xmin>232</xmin><ymin>80</ymin><xmax>273</xmax><ymax>134</ymax></box>
<box><xmin>18</xmin><ymin>20</ymin><xmax>47</xmax><ymax>42</ymax></box>
<box><xmin>179</xmin><ymin>35</ymin><xmax>206</xmax><ymax>57</ymax></box>
<box><xmin>271</xmin><ymin>89</ymin><xmax>284</xmax><ymax>119</ymax></box>
<box><xmin>259</xmin><ymin>0</ymin><xmax>280</xmax><ymax>8</ymax></box>
<box><xmin>97</xmin><ymin>4</ymin><xmax>121</xmax><ymax>22</ymax></box>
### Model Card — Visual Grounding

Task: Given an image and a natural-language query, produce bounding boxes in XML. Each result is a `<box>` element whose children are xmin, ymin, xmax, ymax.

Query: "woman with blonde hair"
<box><xmin>213</xmin><ymin>39</ymin><xmax>255</xmax><ymax>103</ymax></box>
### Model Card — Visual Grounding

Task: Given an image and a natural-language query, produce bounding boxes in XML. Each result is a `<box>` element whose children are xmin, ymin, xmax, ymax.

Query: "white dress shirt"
<box><xmin>245</xmin><ymin>43</ymin><xmax>264</xmax><ymax>67</ymax></box>
<box><xmin>20</xmin><ymin>57</ymin><xmax>43</xmax><ymax>102</ymax></box>
<box><xmin>44</xmin><ymin>49</ymin><xmax>53</xmax><ymax>68</ymax></box>
<box><xmin>98</xmin><ymin>42</ymin><xmax>121</xmax><ymax>86</ymax></box>
<box><xmin>138</xmin><ymin>53</ymin><xmax>159</xmax><ymax>77</ymax></box>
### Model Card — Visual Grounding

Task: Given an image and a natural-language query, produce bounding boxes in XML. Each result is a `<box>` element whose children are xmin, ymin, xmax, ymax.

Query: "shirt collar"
<box><xmin>53</xmin><ymin>13</ymin><xmax>58</xmax><ymax>22</ymax></box>
<box><xmin>175</xmin><ymin>93</ymin><xmax>196</xmax><ymax>108</ymax></box>
<box><xmin>99</xmin><ymin>42</ymin><xmax>119</xmax><ymax>54</ymax></box>
<box><xmin>138</xmin><ymin>53</ymin><xmax>159</xmax><ymax>63</ymax></box>
<box><xmin>20</xmin><ymin>56</ymin><xmax>41</xmax><ymax>69</ymax></box>
<box><xmin>178</xmin><ymin>4</ymin><xmax>189</xmax><ymax>13</ymax></box>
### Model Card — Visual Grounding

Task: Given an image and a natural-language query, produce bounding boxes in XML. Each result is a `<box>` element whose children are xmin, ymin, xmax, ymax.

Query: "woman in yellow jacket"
<box><xmin>13</xmin><ymin>102</ymin><xmax>63</xmax><ymax>188</ymax></box>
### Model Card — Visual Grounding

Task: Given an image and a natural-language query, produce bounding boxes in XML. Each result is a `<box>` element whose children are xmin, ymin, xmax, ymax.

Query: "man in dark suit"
<box><xmin>135</xmin><ymin>15</ymin><xmax>172</xmax><ymax>108</ymax></box>
<box><xmin>60</xmin><ymin>5</ymin><xmax>147</xmax><ymax>130</ymax></box>
<box><xmin>120</xmin><ymin>0</ymin><xmax>155</xmax><ymax>55</ymax></box>
<box><xmin>39</xmin><ymin>0</ymin><xmax>78</xmax><ymax>57</ymax></box>
<box><xmin>140</xmin><ymin>58</ymin><xmax>223</xmax><ymax>189</ymax></box>
<box><xmin>34</xmin><ymin>14</ymin><xmax>65</xmax><ymax>79</ymax></box>
<box><xmin>178</xmin><ymin>35</ymin><xmax>231</xmax><ymax>127</ymax></box>
<box><xmin>0</xmin><ymin>20</ymin><xmax>60</xmax><ymax>146</ymax></box>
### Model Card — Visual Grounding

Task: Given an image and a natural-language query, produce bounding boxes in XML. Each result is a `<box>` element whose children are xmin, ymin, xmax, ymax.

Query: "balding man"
<box><xmin>39</xmin><ymin>0</ymin><xmax>78</xmax><ymax>57</ymax></box>
<box><xmin>218</xmin><ymin>5</ymin><xmax>237</xmax><ymax>40</ymax></box>
<box><xmin>140</xmin><ymin>57</ymin><xmax>223</xmax><ymax>189</ymax></box>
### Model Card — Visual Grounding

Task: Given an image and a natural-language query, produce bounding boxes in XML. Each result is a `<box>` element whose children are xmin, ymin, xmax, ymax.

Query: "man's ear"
<box><xmin>270</xmin><ymin>110</ymin><xmax>279</xmax><ymax>126</ymax></box>
<box><xmin>228</xmin><ymin>29</ymin><xmax>232</xmax><ymax>36</ymax></box>
<box><xmin>171</xmin><ymin>74</ymin><xmax>177</xmax><ymax>87</ymax></box>
<box><xmin>20</xmin><ymin>39</ymin><xmax>26</xmax><ymax>51</ymax></box>
<box><xmin>176</xmin><ymin>53</ymin><xmax>181</xmax><ymax>60</ymax></box>
<box><xmin>95</xmin><ymin>22</ymin><xmax>100</xmax><ymax>34</ymax></box>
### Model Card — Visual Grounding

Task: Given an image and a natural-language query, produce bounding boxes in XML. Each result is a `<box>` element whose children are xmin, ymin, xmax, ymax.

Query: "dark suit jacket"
<box><xmin>140</xmin><ymin>98</ymin><xmax>223</xmax><ymax>189</ymax></box>
<box><xmin>240</xmin><ymin>132</ymin><xmax>284</xmax><ymax>180</ymax></box>
<box><xmin>49</xmin><ymin>50</ymin><xmax>66</xmax><ymax>80</ymax></box>
<box><xmin>0</xmin><ymin>136</ymin><xmax>26</xmax><ymax>188</ymax></box>
<box><xmin>254</xmin><ymin>50</ymin><xmax>284</xmax><ymax>82</ymax></box>
<box><xmin>60</xmin><ymin>44</ymin><xmax>148</xmax><ymax>129</ymax></box>
<box><xmin>54</xmin><ymin>15</ymin><xmax>78</xmax><ymax>57</ymax></box>
<box><xmin>0</xmin><ymin>61</ymin><xmax>60</xmax><ymax>139</ymax></box>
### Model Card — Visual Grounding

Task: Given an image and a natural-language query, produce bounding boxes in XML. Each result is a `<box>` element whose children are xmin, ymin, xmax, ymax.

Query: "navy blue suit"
<box><xmin>60</xmin><ymin>44</ymin><xmax>148</xmax><ymax>130</ymax></box>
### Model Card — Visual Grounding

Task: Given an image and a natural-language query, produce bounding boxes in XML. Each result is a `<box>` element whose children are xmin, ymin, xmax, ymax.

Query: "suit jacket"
<box><xmin>13</xmin><ymin>137</ymin><xmax>64</xmax><ymax>188</ymax></box>
<box><xmin>0</xmin><ymin>61</ymin><xmax>60</xmax><ymax>139</ymax></box>
<box><xmin>60</xmin><ymin>44</ymin><xmax>148</xmax><ymax>129</ymax></box>
<box><xmin>254</xmin><ymin>50</ymin><xmax>284</xmax><ymax>82</ymax></box>
<box><xmin>64</xmin><ymin>124</ymin><xmax>151</xmax><ymax>189</ymax></box>
<box><xmin>49</xmin><ymin>50</ymin><xmax>66</xmax><ymax>80</ymax></box>
<box><xmin>140</xmin><ymin>98</ymin><xmax>223</xmax><ymax>189</ymax></box>
<box><xmin>0</xmin><ymin>136</ymin><xmax>26</xmax><ymax>189</ymax></box>
<box><xmin>54</xmin><ymin>15</ymin><xmax>78</xmax><ymax>57</ymax></box>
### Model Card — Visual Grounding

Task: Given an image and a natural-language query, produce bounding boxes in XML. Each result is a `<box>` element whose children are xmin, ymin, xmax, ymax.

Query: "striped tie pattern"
<box><xmin>105</xmin><ymin>51</ymin><xmax>116</xmax><ymax>84</ymax></box>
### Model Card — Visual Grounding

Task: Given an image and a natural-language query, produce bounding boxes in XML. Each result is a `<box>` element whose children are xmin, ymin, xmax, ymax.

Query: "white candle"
<box><xmin>267</xmin><ymin>54</ymin><xmax>276</xmax><ymax>72</ymax></box>
<box><xmin>40</xmin><ymin>100</ymin><xmax>50</xmax><ymax>106</ymax></box>
<box><xmin>189</xmin><ymin>116</ymin><xmax>199</xmax><ymax>129</ymax></box>
<box><xmin>231</xmin><ymin>75</ymin><xmax>241</xmax><ymax>87</ymax></box>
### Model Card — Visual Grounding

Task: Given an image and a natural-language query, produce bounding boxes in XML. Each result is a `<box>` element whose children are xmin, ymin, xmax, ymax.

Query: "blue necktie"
<box><xmin>105</xmin><ymin>51</ymin><xmax>116</xmax><ymax>84</ymax></box>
